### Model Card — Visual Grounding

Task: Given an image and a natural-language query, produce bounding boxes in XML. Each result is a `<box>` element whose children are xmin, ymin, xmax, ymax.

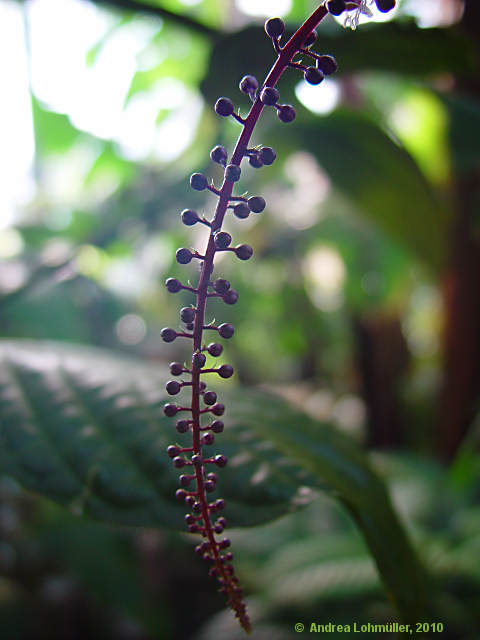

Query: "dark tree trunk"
<box><xmin>437</xmin><ymin>1</ymin><xmax>480</xmax><ymax>459</ymax></box>
<box><xmin>354</xmin><ymin>313</ymin><xmax>410</xmax><ymax>449</ymax></box>
<box><xmin>439</xmin><ymin>174</ymin><xmax>480</xmax><ymax>459</ymax></box>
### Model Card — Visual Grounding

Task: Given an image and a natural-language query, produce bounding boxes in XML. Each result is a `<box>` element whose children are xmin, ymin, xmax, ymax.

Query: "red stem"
<box><xmin>186</xmin><ymin>5</ymin><xmax>329</xmax><ymax>632</ymax></box>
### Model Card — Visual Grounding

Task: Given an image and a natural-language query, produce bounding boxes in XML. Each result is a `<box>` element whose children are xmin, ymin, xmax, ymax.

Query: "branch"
<box><xmin>90</xmin><ymin>0</ymin><xmax>219</xmax><ymax>38</ymax></box>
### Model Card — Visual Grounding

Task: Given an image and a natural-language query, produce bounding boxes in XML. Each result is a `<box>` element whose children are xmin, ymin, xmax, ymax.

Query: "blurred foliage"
<box><xmin>0</xmin><ymin>339</ymin><xmax>426</xmax><ymax>624</ymax></box>
<box><xmin>1</xmin><ymin>0</ymin><xmax>479</xmax><ymax>638</ymax></box>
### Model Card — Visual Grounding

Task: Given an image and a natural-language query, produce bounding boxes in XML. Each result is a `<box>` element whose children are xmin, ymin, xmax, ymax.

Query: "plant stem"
<box><xmin>187</xmin><ymin>5</ymin><xmax>329</xmax><ymax>632</ymax></box>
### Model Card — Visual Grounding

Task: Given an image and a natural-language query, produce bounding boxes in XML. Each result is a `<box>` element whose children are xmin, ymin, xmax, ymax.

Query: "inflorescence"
<box><xmin>160</xmin><ymin>1</ymin><xmax>395</xmax><ymax>633</ymax></box>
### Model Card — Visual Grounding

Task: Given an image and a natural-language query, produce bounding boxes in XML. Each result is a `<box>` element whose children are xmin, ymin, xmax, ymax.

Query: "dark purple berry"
<box><xmin>188</xmin><ymin>524</ymin><xmax>199</xmax><ymax>533</ymax></box>
<box><xmin>219</xmin><ymin>538</ymin><xmax>230</xmax><ymax>549</ymax></box>
<box><xmin>239</xmin><ymin>75</ymin><xmax>258</xmax><ymax>95</ymax></box>
<box><xmin>165</xmin><ymin>277</ymin><xmax>182</xmax><ymax>293</ymax></box>
<box><xmin>305</xmin><ymin>66</ymin><xmax>324</xmax><ymax>85</ymax></box>
<box><xmin>317</xmin><ymin>55</ymin><xmax>338</xmax><ymax>75</ymax></box>
<box><xmin>176</xmin><ymin>248</ymin><xmax>193</xmax><ymax>264</ymax></box>
<box><xmin>214</xmin><ymin>524</ymin><xmax>224</xmax><ymax>534</ymax></box>
<box><xmin>235</xmin><ymin>244</ymin><xmax>253</xmax><ymax>261</ymax></box>
<box><xmin>179</xmin><ymin>474</ymin><xmax>192</xmax><ymax>487</ymax></box>
<box><xmin>205</xmin><ymin>480</ymin><xmax>215</xmax><ymax>492</ymax></box>
<box><xmin>327</xmin><ymin>0</ymin><xmax>346</xmax><ymax>16</ymax></box>
<box><xmin>304</xmin><ymin>29</ymin><xmax>317</xmax><ymax>47</ymax></box>
<box><xmin>192</xmin><ymin>352</ymin><xmax>206</xmax><ymax>368</ymax></box>
<box><xmin>204</xmin><ymin>391</ymin><xmax>217</xmax><ymax>406</ymax></box>
<box><xmin>259</xmin><ymin>147</ymin><xmax>276</xmax><ymax>165</ymax></box>
<box><xmin>278</xmin><ymin>104</ymin><xmax>296</xmax><ymax>123</ymax></box>
<box><xmin>218</xmin><ymin>365</ymin><xmax>234</xmax><ymax>379</ymax></box>
<box><xmin>202</xmin><ymin>432</ymin><xmax>215</xmax><ymax>446</ymax></box>
<box><xmin>232</xmin><ymin>202</ymin><xmax>250</xmax><ymax>219</ymax></box>
<box><xmin>327</xmin><ymin>0</ymin><xmax>347</xmax><ymax>16</ymax></box>
<box><xmin>211</xmin><ymin>403</ymin><xmax>225</xmax><ymax>416</ymax></box>
<box><xmin>176</xmin><ymin>419</ymin><xmax>190</xmax><ymax>434</ymax></box>
<box><xmin>173</xmin><ymin>456</ymin><xmax>185</xmax><ymax>468</ymax></box>
<box><xmin>164</xmin><ymin>403</ymin><xmax>178</xmax><ymax>417</ymax></box>
<box><xmin>215</xmin><ymin>498</ymin><xmax>225</xmax><ymax>510</ymax></box>
<box><xmin>213</xmin><ymin>279</ymin><xmax>230</xmax><ymax>294</ymax></box>
<box><xmin>161</xmin><ymin>328</ymin><xmax>177</xmax><ymax>343</ymax></box>
<box><xmin>167</xmin><ymin>445</ymin><xmax>180</xmax><ymax>458</ymax></box>
<box><xmin>215</xmin><ymin>97</ymin><xmax>234</xmax><ymax>117</ymax></box>
<box><xmin>192</xmin><ymin>501</ymin><xmax>202</xmax><ymax>513</ymax></box>
<box><xmin>191</xmin><ymin>454</ymin><xmax>203</xmax><ymax>466</ymax></box>
<box><xmin>248</xmin><ymin>196</ymin><xmax>266</xmax><ymax>213</ymax></box>
<box><xmin>211</xmin><ymin>420</ymin><xmax>224</xmax><ymax>433</ymax></box>
<box><xmin>225</xmin><ymin>164</ymin><xmax>241</xmax><ymax>182</ymax></box>
<box><xmin>176</xmin><ymin>489</ymin><xmax>187</xmax><ymax>500</ymax></box>
<box><xmin>190</xmin><ymin>173</ymin><xmax>208</xmax><ymax>191</ymax></box>
<box><xmin>185</xmin><ymin>514</ymin><xmax>196</xmax><ymax>525</ymax></box>
<box><xmin>375</xmin><ymin>0</ymin><xmax>395</xmax><ymax>12</ymax></box>
<box><xmin>264</xmin><ymin>17</ymin><xmax>284</xmax><ymax>38</ymax></box>
<box><xmin>207</xmin><ymin>472</ymin><xmax>218</xmax><ymax>483</ymax></box>
<box><xmin>185</xmin><ymin>495</ymin><xmax>195</xmax><ymax>507</ymax></box>
<box><xmin>180</xmin><ymin>307</ymin><xmax>195</xmax><ymax>324</ymax></box>
<box><xmin>181</xmin><ymin>209</ymin><xmax>199</xmax><ymax>226</ymax></box>
<box><xmin>185</xmin><ymin>323</ymin><xmax>194</xmax><ymax>331</ymax></box>
<box><xmin>199</xmin><ymin>381</ymin><xmax>207</xmax><ymax>392</ymax></box>
<box><xmin>208</xmin><ymin>343</ymin><xmax>223</xmax><ymax>357</ymax></box>
<box><xmin>214</xmin><ymin>231</ymin><xmax>232</xmax><ymax>249</ymax></box>
<box><xmin>166</xmin><ymin>380</ymin><xmax>182</xmax><ymax>395</ymax></box>
<box><xmin>218</xmin><ymin>323</ymin><xmax>234</xmax><ymax>339</ymax></box>
<box><xmin>215</xmin><ymin>518</ymin><xmax>227</xmax><ymax>533</ymax></box>
<box><xmin>215</xmin><ymin>454</ymin><xmax>228</xmax><ymax>467</ymax></box>
<box><xmin>223</xmin><ymin>289</ymin><xmax>239</xmax><ymax>305</ymax></box>
<box><xmin>260</xmin><ymin>86</ymin><xmax>279</xmax><ymax>106</ymax></box>
<box><xmin>170</xmin><ymin>362</ymin><xmax>183</xmax><ymax>376</ymax></box>
<box><xmin>249</xmin><ymin>153</ymin><xmax>263</xmax><ymax>169</ymax></box>
<box><xmin>210</xmin><ymin>145</ymin><xmax>228</xmax><ymax>165</ymax></box>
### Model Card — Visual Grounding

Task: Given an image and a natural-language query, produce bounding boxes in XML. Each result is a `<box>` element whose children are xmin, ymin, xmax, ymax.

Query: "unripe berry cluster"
<box><xmin>158</xmin><ymin>4</ymin><xmax>386</xmax><ymax>632</ymax></box>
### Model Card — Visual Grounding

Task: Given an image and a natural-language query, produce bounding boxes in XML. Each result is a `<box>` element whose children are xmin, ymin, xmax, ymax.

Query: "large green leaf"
<box><xmin>0</xmin><ymin>340</ymin><xmax>303</xmax><ymax>528</ymax></box>
<box><xmin>0</xmin><ymin>340</ymin><xmax>427</xmax><ymax>621</ymax></box>
<box><xmin>290</xmin><ymin>110</ymin><xmax>452</xmax><ymax>269</ymax></box>
<box><xmin>319</xmin><ymin>21</ymin><xmax>477</xmax><ymax>80</ymax></box>
<box><xmin>228</xmin><ymin>390</ymin><xmax>428</xmax><ymax>622</ymax></box>
<box><xmin>441</xmin><ymin>93</ymin><xmax>480</xmax><ymax>175</ymax></box>
<box><xmin>200</xmin><ymin>22</ymin><xmax>477</xmax><ymax>105</ymax></box>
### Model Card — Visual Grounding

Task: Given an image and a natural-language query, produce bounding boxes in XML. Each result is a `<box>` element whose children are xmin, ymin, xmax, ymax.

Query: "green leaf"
<box><xmin>290</xmin><ymin>110</ymin><xmax>452</xmax><ymax>269</ymax></box>
<box><xmin>441</xmin><ymin>93</ymin><xmax>480</xmax><ymax>175</ymax></box>
<box><xmin>228</xmin><ymin>390</ymin><xmax>428</xmax><ymax>622</ymax></box>
<box><xmin>31</xmin><ymin>96</ymin><xmax>81</xmax><ymax>155</ymax></box>
<box><xmin>125</xmin><ymin>28</ymin><xmax>210</xmax><ymax>104</ymax></box>
<box><xmin>84</xmin><ymin>141</ymin><xmax>134</xmax><ymax>189</ymax></box>
<box><xmin>200</xmin><ymin>22</ymin><xmax>477</xmax><ymax>105</ymax></box>
<box><xmin>319</xmin><ymin>21</ymin><xmax>477</xmax><ymax>79</ymax></box>
<box><xmin>0</xmin><ymin>340</ymin><xmax>427</xmax><ymax>622</ymax></box>
<box><xmin>0</xmin><ymin>340</ymin><xmax>301</xmax><ymax>528</ymax></box>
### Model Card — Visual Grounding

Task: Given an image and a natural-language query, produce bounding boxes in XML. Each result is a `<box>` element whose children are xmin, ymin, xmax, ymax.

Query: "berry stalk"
<box><xmin>161</xmin><ymin>1</ymin><xmax>395</xmax><ymax>632</ymax></box>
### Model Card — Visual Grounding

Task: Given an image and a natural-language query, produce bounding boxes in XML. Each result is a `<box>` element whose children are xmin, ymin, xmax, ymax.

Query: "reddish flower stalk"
<box><xmin>161</xmin><ymin>0</ymin><xmax>396</xmax><ymax>632</ymax></box>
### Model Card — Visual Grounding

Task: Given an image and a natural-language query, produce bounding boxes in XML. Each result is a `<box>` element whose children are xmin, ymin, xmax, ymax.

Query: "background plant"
<box><xmin>0</xmin><ymin>0</ymin><xmax>479</xmax><ymax>638</ymax></box>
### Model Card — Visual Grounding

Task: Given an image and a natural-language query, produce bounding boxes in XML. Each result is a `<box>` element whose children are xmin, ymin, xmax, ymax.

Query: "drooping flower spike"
<box><xmin>161</xmin><ymin>1</ymin><xmax>395</xmax><ymax>633</ymax></box>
